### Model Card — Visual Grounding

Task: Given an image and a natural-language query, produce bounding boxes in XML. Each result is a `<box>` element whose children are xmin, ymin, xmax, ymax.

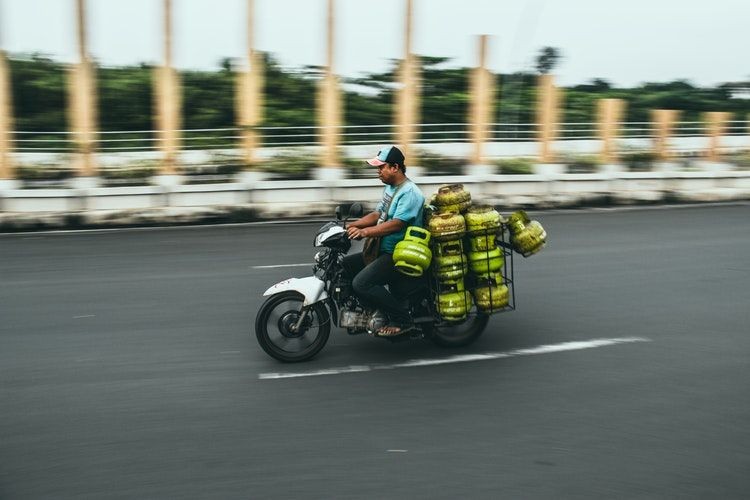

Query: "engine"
<box><xmin>339</xmin><ymin>308</ymin><xmax>388</xmax><ymax>334</ymax></box>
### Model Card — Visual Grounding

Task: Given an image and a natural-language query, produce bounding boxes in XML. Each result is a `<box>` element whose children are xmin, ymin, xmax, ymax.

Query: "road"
<box><xmin>1</xmin><ymin>204</ymin><xmax>749</xmax><ymax>499</ymax></box>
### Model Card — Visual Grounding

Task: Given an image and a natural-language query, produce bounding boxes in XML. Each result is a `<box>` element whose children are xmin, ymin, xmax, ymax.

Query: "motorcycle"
<box><xmin>254</xmin><ymin>202</ymin><xmax>516</xmax><ymax>363</ymax></box>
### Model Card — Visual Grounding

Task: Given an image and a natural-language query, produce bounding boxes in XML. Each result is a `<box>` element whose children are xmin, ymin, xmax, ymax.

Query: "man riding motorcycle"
<box><xmin>344</xmin><ymin>146</ymin><xmax>425</xmax><ymax>337</ymax></box>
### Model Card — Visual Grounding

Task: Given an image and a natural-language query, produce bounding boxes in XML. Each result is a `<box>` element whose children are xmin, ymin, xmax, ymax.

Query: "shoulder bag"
<box><xmin>362</xmin><ymin>182</ymin><xmax>407</xmax><ymax>265</ymax></box>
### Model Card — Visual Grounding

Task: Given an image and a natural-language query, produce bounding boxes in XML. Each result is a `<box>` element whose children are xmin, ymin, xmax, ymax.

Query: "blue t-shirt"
<box><xmin>375</xmin><ymin>180</ymin><xmax>425</xmax><ymax>254</ymax></box>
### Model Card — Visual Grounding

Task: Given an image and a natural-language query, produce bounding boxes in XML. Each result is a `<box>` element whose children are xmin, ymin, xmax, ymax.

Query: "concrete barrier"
<box><xmin>1</xmin><ymin>168</ymin><xmax>749</xmax><ymax>231</ymax></box>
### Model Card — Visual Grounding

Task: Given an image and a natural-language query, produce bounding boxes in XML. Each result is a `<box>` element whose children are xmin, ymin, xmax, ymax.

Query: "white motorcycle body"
<box><xmin>261</xmin><ymin>224</ymin><xmax>345</xmax><ymax>306</ymax></box>
<box><xmin>262</xmin><ymin>276</ymin><xmax>328</xmax><ymax>306</ymax></box>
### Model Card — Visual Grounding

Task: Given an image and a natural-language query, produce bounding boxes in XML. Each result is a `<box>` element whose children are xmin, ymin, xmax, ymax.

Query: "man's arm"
<box><xmin>348</xmin><ymin>211</ymin><xmax>380</xmax><ymax>229</ymax></box>
<box><xmin>347</xmin><ymin>218</ymin><xmax>406</xmax><ymax>240</ymax></box>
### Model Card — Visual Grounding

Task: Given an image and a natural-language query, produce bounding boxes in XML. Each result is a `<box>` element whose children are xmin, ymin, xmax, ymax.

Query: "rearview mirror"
<box><xmin>335</xmin><ymin>203</ymin><xmax>351</xmax><ymax>221</ymax></box>
<box><xmin>335</xmin><ymin>202</ymin><xmax>364</xmax><ymax>220</ymax></box>
<box><xmin>348</xmin><ymin>202</ymin><xmax>364</xmax><ymax>218</ymax></box>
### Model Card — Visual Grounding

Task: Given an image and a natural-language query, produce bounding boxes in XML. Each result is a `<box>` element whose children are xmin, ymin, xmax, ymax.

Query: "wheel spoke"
<box><xmin>255</xmin><ymin>292</ymin><xmax>331</xmax><ymax>362</ymax></box>
<box><xmin>265</xmin><ymin>302</ymin><xmax>321</xmax><ymax>353</ymax></box>
<box><xmin>278</xmin><ymin>335</ymin><xmax>314</xmax><ymax>352</ymax></box>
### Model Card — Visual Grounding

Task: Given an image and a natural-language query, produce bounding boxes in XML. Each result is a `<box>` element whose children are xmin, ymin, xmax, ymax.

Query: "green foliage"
<box><xmin>181</xmin><ymin>68</ymin><xmax>235</xmax><ymax>130</ymax></box>
<box><xmin>420</xmin><ymin>58</ymin><xmax>471</xmax><ymax>125</ymax></box>
<box><xmin>417</xmin><ymin>151</ymin><xmax>465</xmax><ymax>175</ymax></box>
<box><xmin>495</xmin><ymin>72</ymin><xmax>537</xmax><ymax>133</ymax></box>
<box><xmin>494</xmin><ymin>157</ymin><xmax>534</xmax><ymax>175</ymax></box>
<box><xmin>16</xmin><ymin>161</ymin><xmax>74</xmax><ymax>181</ymax></box>
<box><xmin>562</xmin><ymin>92</ymin><xmax>598</xmax><ymax>132</ymax></box>
<box><xmin>725</xmin><ymin>151</ymin><xmax>750</xmax><ymax>169</ymax></box>
<box><xmin>563</xmin><ymin>154</ymin><xmax>600</xmax><ymax>173</ymax></box>
<box><xmin>621</xmin><ymin>149</ymin><xmax>657</xmax><ymax>171</ymax></box>
<box><xmin>179</xmin><ymin>151</ymin><xmax>245</xmax><ymax>183</ymax></box>
<box><xmin>343</xmin><ymin>156</ymin><xmax>373</xmax><ymax>178</ymax></box>
<box><xmin>262</xmin><ymin>54</ymin><xmax>317</xmax><ymax>128</ymax></box>
<box><xmin>6</xmin><ymin>52</ymin><xmax>750</xmax><ymax>148</ymax></box>
<box><xmin>99</xmin><ymin>160</ymin><xmax>158</xmax><ymax>185</ymax></box>
<box><xmin>10</xmin><ymin>55</ymin><xmax>67</xmax><ymax>133</ymax></box>
<box><xmin>536</xmin><ymin>47</ymin><xmax>562</xmax><ymax>75</ymax></box>
<box><xmin>98</xmin><ymin>65</ymin><xmax>154</xmax><ymax>132</ymax></box>
<box><xmin>206</xmin><ymin>151</ymin><xmax>245</xmax><ymax>173</ymax></box>
<box><xmin>261</xmin><ymin>149</ymin><xmax>318</xmax><ymax>179</ymax></box>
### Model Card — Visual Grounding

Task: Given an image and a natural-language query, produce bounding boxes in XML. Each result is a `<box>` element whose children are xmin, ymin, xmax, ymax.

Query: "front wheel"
<box><xmin>428</xmin><ymin>313</ymin><xmax>489</xmax><ymax>348</ymax></box>
<box><xmin>255</xmin><ymin>291</ymin><xmax>331</xmax><ymax>362</ymax></box>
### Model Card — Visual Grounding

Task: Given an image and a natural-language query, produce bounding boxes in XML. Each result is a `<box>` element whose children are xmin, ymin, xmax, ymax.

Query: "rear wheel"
<box><xmin>429</xmin><ymin>313</ymin><xmax>489</xmax><ymax>348</ymax></box>
<box><xmin>255</xmin><ymin>291</ymin><xmax>330</xmax><ymax>362</ymax></box>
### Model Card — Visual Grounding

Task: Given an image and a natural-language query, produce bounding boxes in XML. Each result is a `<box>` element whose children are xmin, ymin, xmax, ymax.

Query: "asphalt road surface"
<box><xmin>2</xmin><ymin>204</ymin><xmax>749</xmax><ymax>499</ymax></box>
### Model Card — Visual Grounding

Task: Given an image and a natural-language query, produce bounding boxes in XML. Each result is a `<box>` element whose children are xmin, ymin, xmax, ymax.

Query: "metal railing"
<box><xmin>11</xmin><ymin>120</ymin><xmax>749</xmax><ymax>153</ymax></box>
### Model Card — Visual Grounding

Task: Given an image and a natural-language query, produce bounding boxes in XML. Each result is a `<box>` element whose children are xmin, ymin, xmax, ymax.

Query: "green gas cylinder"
<box><xmin>393</xmin><ymin>226</ymin><xmax>433</xmax><ymax>277</ymax></box>
<box><xmin>473</xmin><ymin>273</ymin><xmax>510</xmax><ymax>312</ymax></box>
<box><xmin>433</xmin><ymin>184</ymin><xmax>472</xmax><ymax>214</ymax></box>
<box><xmin>507</xmin><ymin>210</ymin><xmax>547</xmax><ymax>257</ymax></box>
<box><xmin>434</xmin><ymin>252</ymin><xmax>469</xmax><ymax>281</ymax></box>
<box><xmin>436</xmin><ymin>280</ymin><xmax>473</xmax><ymax>321</ymax></box>
<box><xmin>467</xmin><ymin>247</ymin><xmax>504</xmax><ymax>276</ymax></box>
<box><xmin>428</xmin><ymin>212</ymin><xmax>466</xmax><ymax>241</ymax></box>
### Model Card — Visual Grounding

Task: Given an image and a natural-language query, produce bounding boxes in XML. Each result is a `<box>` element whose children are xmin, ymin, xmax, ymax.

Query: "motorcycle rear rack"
<box><xmin>428</xmin><ymin>223</ymin><xmax>516</xmax><ymax>321</ymax></box>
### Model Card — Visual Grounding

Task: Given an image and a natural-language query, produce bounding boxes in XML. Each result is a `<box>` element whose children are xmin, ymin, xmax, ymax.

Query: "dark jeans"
<box><xmin>342</xmin><ymin>252</ymin><xmax>411</xmax><ymax>323</ymax></box>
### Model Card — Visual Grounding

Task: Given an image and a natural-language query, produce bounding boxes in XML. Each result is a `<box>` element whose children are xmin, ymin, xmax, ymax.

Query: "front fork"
<box><xmin>291</xmin><ymin>308</ymin><xmax>310</xmax><ymax>333</ymax></box>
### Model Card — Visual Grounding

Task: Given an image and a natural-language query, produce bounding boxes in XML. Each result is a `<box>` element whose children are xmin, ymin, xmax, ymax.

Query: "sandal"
<box><xmin>377</xmin><ymin>322</ymin><xmax>416</xmax><ymax>337</ymax></box>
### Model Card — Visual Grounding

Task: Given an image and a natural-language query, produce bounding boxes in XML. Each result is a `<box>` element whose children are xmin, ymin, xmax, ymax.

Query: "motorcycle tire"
<box><xmin>255</xmin><ymin>291</ymin><xmax>331</xmax><ymax>362</ymax></box>
<box><xmin>427</xmin><ymin>312</ymin><xmax>489</xmax><ymax>348</ymax></box>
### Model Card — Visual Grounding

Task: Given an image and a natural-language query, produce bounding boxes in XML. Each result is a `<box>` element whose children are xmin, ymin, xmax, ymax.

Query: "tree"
<box><xmin>5</xmin><ymin>51</ymin><xmax>750</xmax><ymax>144</ymax></box>
<box><xmin>535</xmin><ymin>46</ymin><xmax>562</xmax><ymax>75</ymax></box>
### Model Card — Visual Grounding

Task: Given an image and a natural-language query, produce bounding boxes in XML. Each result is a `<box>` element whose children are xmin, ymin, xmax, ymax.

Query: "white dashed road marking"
<box><xmin>259</xmin><ymin>337</ymin><xmax>651</xmax><ymax>380</ymax></box>
<box><xmin>251</xmin><ymin>263</ymin><xmax>313</xmax><ymax>269</ymax></box>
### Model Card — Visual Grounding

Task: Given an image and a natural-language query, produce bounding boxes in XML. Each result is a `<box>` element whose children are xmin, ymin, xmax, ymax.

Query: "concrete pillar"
<box><xmin>536</xmin><ymin>74</ymin><xmax>560</xmax><ymax>164</ymax></box>
<box><xmin>154</xmin><ymin>0</ymin><xmax>181</xmax><ymax>176</ymax></box>
<box><xmin>597</xmin><ymin>98</ymin><xmax>624</xmax><ymax>165</ymax></box>
<box><xmin>0</xmin><ymin>49</ymin><xmax>14</xmax><ymax>181</ymax></box>
<box><xmin>652</xmin><ymin>109</ymin><xmax>679</xmax><ymax>161</ymax></box>
<box><xmin>705</xmin><ymin>111</ymin><xmax>730</xmax><ymax>162</ymax></box>
<box><xmin>236</xmin><ymin>0</ymin><xmax>264</xmax><ymax>173</ymax></box>
<box><xmin>395</xmin><ymin>0</ymin><xmax>420</xmax><ymax>167</ymax></box>
<box><xmin>316</xmin><ymin>0</ymin><xmax>341</xmax><ymax>178</ymax></box>
<box><xmin>469</xmin><ymin>35</ymin><xmax>495</xmax><ymax>169</ymax></box>
<box><xmin>69</xmin><ymin>0</ymin><xmax>98</xmax><ymax>180</ymax></box>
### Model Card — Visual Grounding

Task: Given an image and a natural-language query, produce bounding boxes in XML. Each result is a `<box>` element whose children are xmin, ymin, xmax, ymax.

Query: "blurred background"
<box><xmin>0</xmin><ymin>0</ymin><xmax>747</xmax><ymax>198</ymax></box>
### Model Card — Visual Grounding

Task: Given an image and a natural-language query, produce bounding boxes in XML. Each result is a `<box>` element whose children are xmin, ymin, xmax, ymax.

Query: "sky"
<box><xmin>1</xmin><ymin>0</ymin><xmax>748</xmax><ymax>88</ymax></box>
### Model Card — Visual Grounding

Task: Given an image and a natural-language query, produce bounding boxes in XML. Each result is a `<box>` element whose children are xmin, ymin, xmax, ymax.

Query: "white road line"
<box><xmin>251</xmin><ymin>263</ymin><xmax>313</xmax><ymax>269</ymax></box>
<box><xmin>258</xmin><ymin>337</ymin><xmax>651</xmax><ymax>380</ymax></box>
<box><xmin>73</xmin><ymin>314</ymin><xmax>95</xmax><ymax>319</ymax></box>
<box><xmin>259</xmin><ymin>365</ymin><xmax>372</xmax><ymax>379</ymax></box>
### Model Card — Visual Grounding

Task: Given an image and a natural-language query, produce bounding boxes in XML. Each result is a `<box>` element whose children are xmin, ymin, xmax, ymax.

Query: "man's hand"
<box><xmin>347</xmin><ymin>218</ymin><xmax>405</xmax><ymax>240</ymax></box>
<box><xmin>347</xmin><ymin>226</ymin><xmax>370</xmax><ymax>240</ymax></box>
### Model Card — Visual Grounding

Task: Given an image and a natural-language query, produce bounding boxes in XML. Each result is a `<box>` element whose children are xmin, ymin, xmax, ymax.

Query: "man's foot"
<box><xmin>377</xmin><ymin>322</ymin><xmax>416</xmax><ymax>337</ymax></box>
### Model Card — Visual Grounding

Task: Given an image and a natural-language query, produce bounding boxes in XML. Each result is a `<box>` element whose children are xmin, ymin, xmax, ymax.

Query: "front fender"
<box><xmin>263</xmin><ymin>276</ymin><xmax>328</xmax><ymax>306</ymax></box>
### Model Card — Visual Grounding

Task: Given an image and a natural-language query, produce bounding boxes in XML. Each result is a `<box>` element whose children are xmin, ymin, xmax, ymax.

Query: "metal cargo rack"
<box><xmin>428</xmin><ymin>222</ymin><xmax>516</xmax><ymax>324</ymax></box>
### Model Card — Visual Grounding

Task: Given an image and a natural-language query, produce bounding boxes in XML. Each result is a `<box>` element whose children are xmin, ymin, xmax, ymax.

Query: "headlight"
<box><xmin>314</xmin><ymin>250</ymin><xmax>328</xmax><ymax>264</ymax></box>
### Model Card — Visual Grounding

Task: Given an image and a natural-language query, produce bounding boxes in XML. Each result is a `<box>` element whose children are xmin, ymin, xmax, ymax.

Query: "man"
<box><xmin>345</xmin><ymin>145</ymin><xmax>425</xmax><ymax>337</ymax></box>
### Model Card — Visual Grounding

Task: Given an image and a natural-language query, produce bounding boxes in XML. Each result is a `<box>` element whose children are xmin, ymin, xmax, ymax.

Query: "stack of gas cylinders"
<box><xmin>427</xmin><ymin>186</ymin><xmax>473</xmax><ymax>321</ymax></box>
<box><xmin>408</xmin><ymin>183</ymin><xmax>546</xmax><ymax>322</ymax></box>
